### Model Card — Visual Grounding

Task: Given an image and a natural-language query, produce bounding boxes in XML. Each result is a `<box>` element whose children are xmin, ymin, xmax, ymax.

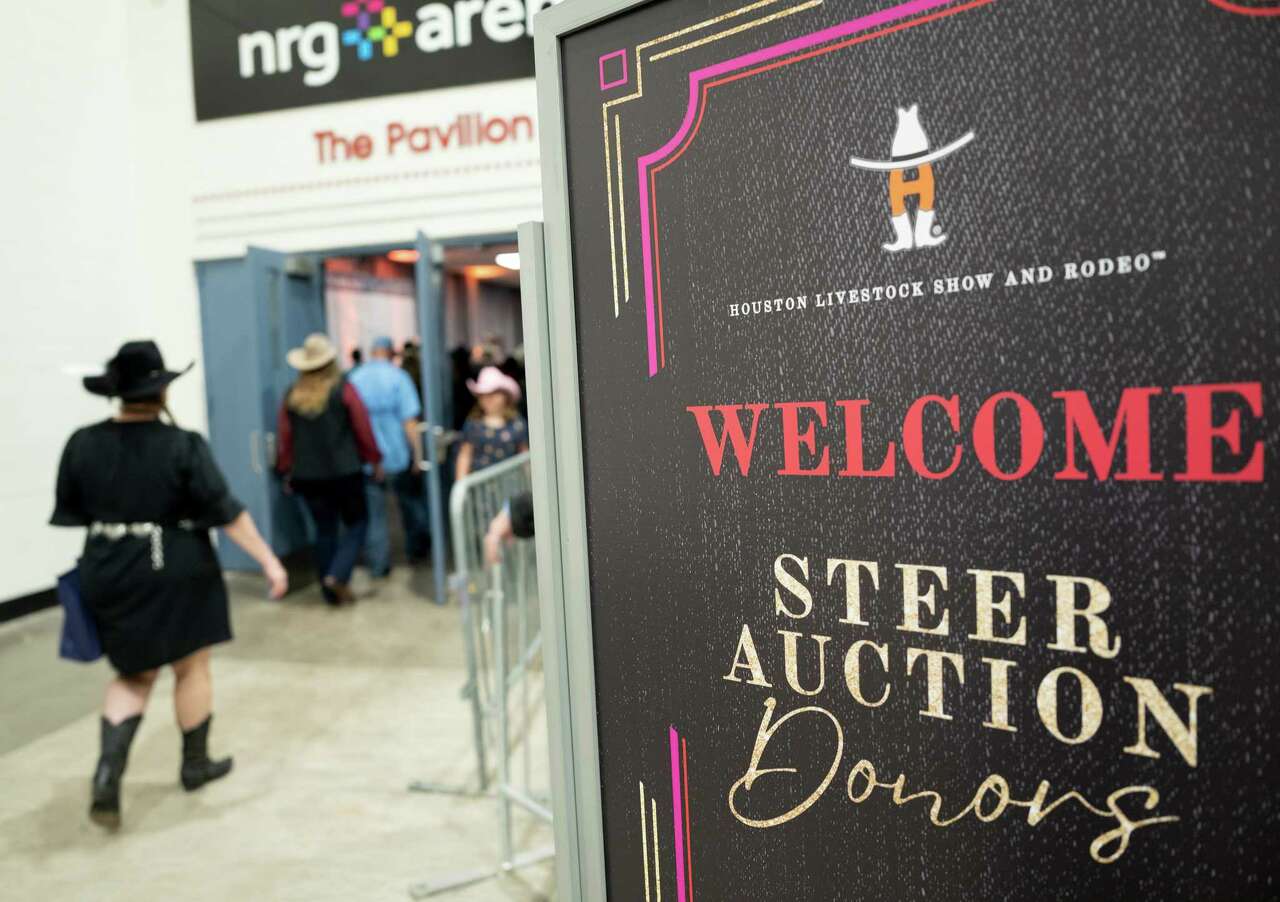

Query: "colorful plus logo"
<box><xmin>340</xmin><ymin>1</ymin><xmax>414</xmax><ymax>60</ymax></box>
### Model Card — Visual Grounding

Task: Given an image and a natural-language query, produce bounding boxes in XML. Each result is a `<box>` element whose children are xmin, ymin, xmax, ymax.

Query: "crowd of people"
<box><xmin>50</xmin><ymin>331</ymin><xmax>530</xmax><ymax>829</ymax></box>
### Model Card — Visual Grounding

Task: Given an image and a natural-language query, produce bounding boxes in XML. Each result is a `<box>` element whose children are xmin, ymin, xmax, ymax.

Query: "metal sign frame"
<box><xmin>518</xmin><ymin>0</ymin><xmax>1280</xmax><ymax>898</ymax></box>
<box><xmin>521</xmin><ymin>1</ymin><xmax>660</xmax><ymax>898</ymax></box>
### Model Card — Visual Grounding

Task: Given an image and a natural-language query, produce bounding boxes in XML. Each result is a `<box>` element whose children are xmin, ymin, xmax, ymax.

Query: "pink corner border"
<box><xmin>669</xmin><ymin>725</ymin><xmax>687</xmax><ymax>902</ymax></box>
<box><xmin>635</xmin><ymin>0</ymin><xmax>972</xmax><ymax>376</ymax></box>
<box><xmin>1204</xmin><ymin>0</ymin><xmax>1280</xmax><ymax>15</ymax></box>
<box><xmin>599</xmin><ymin>49</ymin><xmax>630</xmax><ymax>90</ymax></box>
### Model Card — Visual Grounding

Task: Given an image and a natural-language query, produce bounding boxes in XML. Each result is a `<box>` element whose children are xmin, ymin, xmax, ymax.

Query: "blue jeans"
<box><xmin>364</xmin><ymin>471</ymin><xmax>430</xmax><ymax>576</ymax></box>
<box><xmin>295</xmin><ymin>475</ymin><xmax>368</xmax><ymax>593</ymax></box>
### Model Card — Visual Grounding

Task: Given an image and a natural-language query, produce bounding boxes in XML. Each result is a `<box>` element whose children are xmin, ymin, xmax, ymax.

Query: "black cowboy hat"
<box><xmin>83</xmin><ymin>340</ymin><xmax>193</xmax><ymax>401</ymax></box>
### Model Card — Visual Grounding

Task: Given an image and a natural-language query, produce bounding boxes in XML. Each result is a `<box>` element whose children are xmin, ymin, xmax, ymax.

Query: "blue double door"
<box><xmin>197</xmin><ymin>247</ymin><xmax>325</xmax><ymax>570</ymax></box>
<box><xmin>196</xmin><ymin>238</ymin><xmax>448</xmax><ymax>599</ymax></box>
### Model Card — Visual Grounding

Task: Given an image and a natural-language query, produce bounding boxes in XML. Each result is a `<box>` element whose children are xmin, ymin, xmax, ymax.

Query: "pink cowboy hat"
<box><xmin>467</xmin><ymin>366</ymin><xmax>522</xmax><ymax>403</ymax></box>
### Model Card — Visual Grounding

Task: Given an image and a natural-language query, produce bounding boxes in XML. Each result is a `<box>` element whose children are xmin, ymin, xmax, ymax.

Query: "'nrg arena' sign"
<box><xmin>189</xmin><ymin>0</ymin><xmax>560</xmax><ymax>121</ymax></box>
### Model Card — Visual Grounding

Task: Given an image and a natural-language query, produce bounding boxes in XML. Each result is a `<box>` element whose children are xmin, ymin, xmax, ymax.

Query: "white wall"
<box><xmin>188</xmin><ymin>78</ymin><xmax>544</xmax><ymax>258</ymax></box>
<box><xmin>326</xmin><ymin>273</ymin><xmax>419</xmax><ymax>363</ymax></box>
<box><xmin>442</xmin><ymin>273</ymin><xmax>525</xmax><ymax>352</ymax></box>
<box><xmin>470</xmin><ymin>280</ymin><xmax>525</xmax><ymax>356</ymax></box>
<box><xmin>0</xmin><ymin>1</ymin><xmax>206</xmax><ymax>602</ymax></box>
<box><xmin>0</xmin><ymin>0</ymin><xmax>545</xmax><ymax>603</ymax></box>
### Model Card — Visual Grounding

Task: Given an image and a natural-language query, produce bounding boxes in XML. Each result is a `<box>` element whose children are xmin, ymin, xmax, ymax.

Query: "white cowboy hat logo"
<box><xmin>849</xmin><ymin>105</ymin><xmax>975</xmax><ymax>252</ymax></box>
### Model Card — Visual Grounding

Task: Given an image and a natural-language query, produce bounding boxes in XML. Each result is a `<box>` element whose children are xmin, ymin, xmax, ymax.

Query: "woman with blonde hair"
<box><xmin>52</xmin><ymin>340</ymin><xmax>287</xmax><ymax>829</ymax></box>
<box><xmin>276</xmin><ymin>334</ymin><xmax>382</xmax><ymax>605</ymax></box>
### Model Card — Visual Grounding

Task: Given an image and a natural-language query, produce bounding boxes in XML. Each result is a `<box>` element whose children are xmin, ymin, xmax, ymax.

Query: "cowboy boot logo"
<box><xmin>850</xmin><ymin>105</ymin><xmax>975</xmax><ymax>253</ymax></box>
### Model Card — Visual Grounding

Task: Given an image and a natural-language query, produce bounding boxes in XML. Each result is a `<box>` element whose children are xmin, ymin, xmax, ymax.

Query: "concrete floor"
<box><xmin>0</xmin><ymin>569</ymin><xmax>555</xmax><ymax>901</ymax></box>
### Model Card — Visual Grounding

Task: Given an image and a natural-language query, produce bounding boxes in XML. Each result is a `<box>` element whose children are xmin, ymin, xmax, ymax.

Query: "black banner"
<box><xmin>557</xmin><ymin>0</ymin><xmax>1279</xmax><ymax>898</ymax></box>
<box><xmin>189</xmin><ymin>0</ymin><xmax>556</xmax><ymax>121</ymax></box>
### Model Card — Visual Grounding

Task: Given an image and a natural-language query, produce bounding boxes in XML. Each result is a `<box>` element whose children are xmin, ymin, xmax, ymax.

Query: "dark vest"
<box><xmin>287</xmin><ymin>380</ymin><xmax>361</xmax><ymax>481</ymax></box>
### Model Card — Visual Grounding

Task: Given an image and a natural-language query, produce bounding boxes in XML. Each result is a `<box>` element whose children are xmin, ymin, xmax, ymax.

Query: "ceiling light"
<box><xmin>495</xmin><ymin>252</ymin><xmax>520</xmax><ymax>270</ymax></box>
<box><xmin>465</xmin><ymin>264</ymin><xmax>509</xmax><ymax>280</ymax></box>
<box><xmin>388</xmin><ymin>249</ymin><xmax>420</xmax><ymax>264</ymax></box>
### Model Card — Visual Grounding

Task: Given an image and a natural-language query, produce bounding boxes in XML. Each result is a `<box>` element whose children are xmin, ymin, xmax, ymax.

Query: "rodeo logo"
<box><xmin>850</xmin><ymin>105</ymin><xmax>975</xmax><ymax>253</ymax></box>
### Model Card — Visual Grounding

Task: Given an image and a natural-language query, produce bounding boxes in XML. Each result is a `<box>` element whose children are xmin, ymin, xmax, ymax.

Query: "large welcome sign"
<box><xmin>532</xmin><ymin>0</ymin><xmax>1279</xmax><ymax>897</ymax></box>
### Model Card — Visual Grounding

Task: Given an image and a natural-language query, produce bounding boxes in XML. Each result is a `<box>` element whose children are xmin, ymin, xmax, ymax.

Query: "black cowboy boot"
<box><xmin>89</xmin><ymin>715</ymin><xmax>142</xmax><ymax>830</ymax></box>
<box><xmin>180</xmin><ymin>715</ymin><xmax>234</xmax><ymax>791</ymax></box>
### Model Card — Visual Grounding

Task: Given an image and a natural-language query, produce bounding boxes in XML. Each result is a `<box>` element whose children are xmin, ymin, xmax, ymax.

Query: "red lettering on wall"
<box><xmin>386</xmin><ymin>121</ymin><xmax>406</xmax><ymax>154</ymax></box>
<box><xmin>313</xmin><ymin>128</ymin><xmax>373</xmax><ymax>163</ymax></box>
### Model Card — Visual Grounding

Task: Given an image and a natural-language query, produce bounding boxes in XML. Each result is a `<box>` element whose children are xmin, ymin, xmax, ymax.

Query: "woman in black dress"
<box><xmin>52</xmin><ymin>340</ymin><xmax>287</xmax><ymax>829</ymax></box>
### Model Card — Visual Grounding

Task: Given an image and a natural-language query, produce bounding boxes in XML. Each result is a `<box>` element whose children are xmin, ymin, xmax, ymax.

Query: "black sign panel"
<box><xmin>189</xmin><ymin>0</ymin><xmax>557</xmax><ymax>120</ymax></box>
<box><xmin>557</xmin><ymin>0</ymin><xmax>1279</xmax><ymax>898</ymax></box>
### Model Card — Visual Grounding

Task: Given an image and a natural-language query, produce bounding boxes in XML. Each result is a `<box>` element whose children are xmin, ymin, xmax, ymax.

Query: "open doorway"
<box><xmin>323</xmin><ymin>241</ymin><xmax>523</xmax><ymax>427</ymax></box>
<box><xmin>319</xmin><ymin>241</ymin><xmax>524</xmax><ymax>599</ymax></box>
<box><xmin>183</xmin><ymin>233</ymin><xmax>552</xmax><ymax>896</ymax></box>
<box><xmin>194</xmin><ymin>235</ymin><xmax>522</xmax><ymax>602</ymax></box>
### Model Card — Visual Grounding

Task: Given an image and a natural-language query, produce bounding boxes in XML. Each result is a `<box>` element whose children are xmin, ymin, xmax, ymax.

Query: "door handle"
<box><xmin>249</xmin><ymin>430</ymin><xmax>263</xmax><ymax>475</ymax></box>
<box><xmin>265</xmin><ymin>432</ymin><xmax>278</xmax><ymax>469</ymax></box>
<box><xmin>415</xmin><ymin>423</ymin><xmax>457</xmax><ymax>465</ymax></box>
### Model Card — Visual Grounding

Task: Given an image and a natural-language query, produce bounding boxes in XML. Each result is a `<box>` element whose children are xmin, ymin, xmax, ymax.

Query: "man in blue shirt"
<box><xmin>348</xmin><ymin>337</ymin><xmax>430</xmax><ymax>577</ymax></box>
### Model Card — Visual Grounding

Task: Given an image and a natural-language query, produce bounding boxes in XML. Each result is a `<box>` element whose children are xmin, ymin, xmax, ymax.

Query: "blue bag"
<box><xmin>57</xmin><ymin>566</ymin><xmax>102</xmax><ymax>663</ymax></box>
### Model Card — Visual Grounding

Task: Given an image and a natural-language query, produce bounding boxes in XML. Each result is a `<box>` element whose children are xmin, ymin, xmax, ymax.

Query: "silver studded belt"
<box><xmin>89</xmin><ymin>520</ymin><xmax>196</xmax><ymax>571</ymax></box>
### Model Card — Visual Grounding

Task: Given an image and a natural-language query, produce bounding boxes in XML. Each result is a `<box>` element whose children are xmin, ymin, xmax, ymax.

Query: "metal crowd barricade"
<box><xmin>409</xmin><ymin>451</ymin><xmax>555</xmax><ymax>897</ymax></box>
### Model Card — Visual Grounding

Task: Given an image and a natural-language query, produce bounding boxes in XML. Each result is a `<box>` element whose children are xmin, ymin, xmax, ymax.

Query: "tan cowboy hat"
<box><xmin>286</xmin><ymin>333</ymin><xmax>338</xmax><ymax>371</ymax></box>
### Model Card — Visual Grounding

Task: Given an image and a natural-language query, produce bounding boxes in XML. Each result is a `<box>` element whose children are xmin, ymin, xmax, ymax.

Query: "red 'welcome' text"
<box><xmin>686</xmin><ymin>383</ymin><xmax>1263</xmax><ymax>482</ymax></box>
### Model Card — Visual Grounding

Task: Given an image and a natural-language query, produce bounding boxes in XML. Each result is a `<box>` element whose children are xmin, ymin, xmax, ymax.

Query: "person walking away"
<box><xmin>455</xmin><ymin>366</ymin><xmax>528</xmax><ymax>480</ymax></box>
<box><xmin>449</xmin><ymin>346</ymin><xmax>473</xmax><ymax>432</ymax></box>
<box><xmin>499</xmin><ymin>345</ymin><xmax>528</xmax><ymax>419</ymax></box>
<box><xmin>275</xmin><ymin>334</ymin><xmax>382</xmax><ymax>604</ymax></box>
<box><xmin>400</xmin><ymin>338</ymin><xmax>424</xmax><ymax>403</ymax></box>
<box><xmin>349</xmin><ymin>336</ymin><xmax>430</xmax><ymax>576</ymax></box>
<box><xmin>51</xmin><ymin>340</ymin><xmax>288</xmax><ymax>829</ymax></box>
